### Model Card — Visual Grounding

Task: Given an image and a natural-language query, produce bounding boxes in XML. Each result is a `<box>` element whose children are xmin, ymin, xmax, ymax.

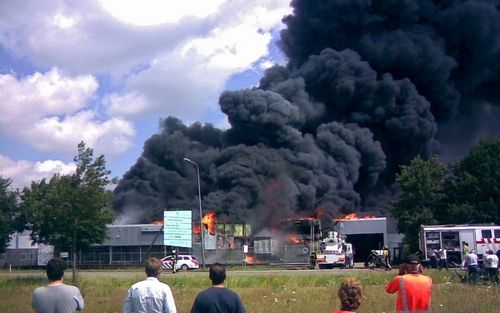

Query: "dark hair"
<box><xmin>209</xmin><ymin>263</ymin><xmax>226</xmax><ymax>285</ymax></box>
<box><xmin>405</xmin><ymin>254</ymin><xmax>420</xmax><ymax>264</ymax></box>
<box><xmin>338</xmin><ymin>277</ymin><xmax>362</xmax><ymax>311</ymax></box>
<box><xmin>145</xmin><ymin>258</ymin><xmax>162</xmax><ymax>277</ymax></box>
<box><xmin>46</xmin><ymin>258</ymin><xmax>65</xmax><ymax>281</ymax></box>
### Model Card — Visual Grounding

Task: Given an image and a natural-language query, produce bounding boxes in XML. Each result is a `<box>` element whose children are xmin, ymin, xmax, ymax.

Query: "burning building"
<box><xmin>113</xmin><ymin>1</ymin><xmax>500</xmax><ymax>239</ymax></box>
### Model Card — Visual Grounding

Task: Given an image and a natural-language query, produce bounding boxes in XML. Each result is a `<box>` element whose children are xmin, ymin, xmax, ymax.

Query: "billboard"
<box><xmin>164</xmin><ymin>210</ymin><xmax>192</xmax><ymax>248</ymax></box>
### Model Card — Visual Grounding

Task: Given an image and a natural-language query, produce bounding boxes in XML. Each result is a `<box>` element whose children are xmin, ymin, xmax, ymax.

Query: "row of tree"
<box><xmin>390</xmin><ymin>138</ymin><xmax>500</xmax><ymax>250</ymax></box>
<box><xmin>0</xmin><ymin>142</ymin><xmax>115</xmax><ymax>282</ymax></box>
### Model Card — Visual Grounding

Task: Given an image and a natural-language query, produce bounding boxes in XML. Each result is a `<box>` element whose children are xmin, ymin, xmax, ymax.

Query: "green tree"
<box><xmin>390</xmin><ymin>156</ymin><xmax>448</xmax><ymax>250</ymax></box>
<box><xmin>0</xmin><ymin>177</ymin><xmax>18</xmax><ymax>254</ymax></box>
<box><xmin>20</xmin><ymin>142</ymin><xmax>115</xmax><ymax>282</ymax></box>
<box><xmin>445</xmin><ymin>138</ymin><xmax>500</xmax><ymax>224</ymax></box>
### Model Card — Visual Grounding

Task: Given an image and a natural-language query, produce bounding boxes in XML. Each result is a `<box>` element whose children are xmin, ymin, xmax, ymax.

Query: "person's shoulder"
<box><xmin>159</xmin><ymin>281</ymin><xmax>173</xmax><ymax>290</ymax></box>
<box><xmin>223</xmin><ymin>287</ymin><xmax>240</xmax><ymax>296</ymax></box>
<box><xmin>63</xmin><ymin>284</ymin><xmax>81</xmax><ymax>291</ymax></box>
<box><xmin>193</xmin><ymin>287</ymin><xmax>215</xmax><ymax>299</ymax></box>
<box><xmin>33</xmin><ymin>285</ymin><xmax>46</xmax><ymax>294</ymax></box>
<box><xmin>129</xmin><ymin>279</ymin><xmax>148</xmax><ymax>289</ymax></box>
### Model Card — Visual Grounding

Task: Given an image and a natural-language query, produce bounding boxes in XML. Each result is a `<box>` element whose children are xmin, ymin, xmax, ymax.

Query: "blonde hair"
<box><xmin>337</xmin><ymin>277</ymin><xmax>362</xmax><ymax>311</ymax></box>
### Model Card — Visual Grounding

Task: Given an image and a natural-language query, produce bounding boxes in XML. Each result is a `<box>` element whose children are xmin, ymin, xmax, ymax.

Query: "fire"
<box><xmin>202</xmin><ymin>211</ymin><xmax>216</xmax><ymax>234</ymax></box>
<box><xmin>344</xmin><ymin>213</ymin><xmax>358</xmax><ymax>220</ymax></box>
<box><xmin>193</xmin><ymin>224</ymin><xmax>200</xmax><ymax>234</ymax></box>
<box><xmin>152</xmin><ymin>220</ymin><xmax>164</xmax><ymax>225</ymax></box>
<box><xmin>192</xmin><ymin>212</ymin><xmax>216</xmax><ymax>234</ymax></box>
<box><xmin>245</xmin><ymin>255</ymin><xmax>255</xmax><ymax>264</ymax></box>
<box><xmin>335</xmin><ymin>213</ymin><xmax>378</xmax><ymax>221</ymax></box>
<box><xmin>287</xmin><ymin>234</ymin><xmax>302</xmax><ymax>244</ymax></box>
<box><xmin>244</xmin><ymin>255</ymin><xmax>263</xmax><ymax>264</ymax></box>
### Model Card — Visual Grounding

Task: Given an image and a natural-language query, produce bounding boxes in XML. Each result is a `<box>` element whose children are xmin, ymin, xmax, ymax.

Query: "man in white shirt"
<box><xmin>438</xmin><ymin>247</ymin><xmax>448</xmax><ymax>270</ymax></box>
<box><xmin>464</xmin><ymin>250</ymin><xmax>479</xmax><ymax>284</ymax></box>
<box><xmin>124</xmin><ymin>258</ymin><xmax>177</xmax><ymax>313</ymax></box>
<box><xmin>485</xmin><ymin>250</ymin><xmax>499</xmax><ymax>284</ymax></box>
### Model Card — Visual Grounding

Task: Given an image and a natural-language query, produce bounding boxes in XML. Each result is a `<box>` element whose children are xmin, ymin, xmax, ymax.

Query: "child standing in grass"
<box><xmin>332</xmin><ymin>277</ymin><xmax>363</xmax><ymax>313</ymax></box>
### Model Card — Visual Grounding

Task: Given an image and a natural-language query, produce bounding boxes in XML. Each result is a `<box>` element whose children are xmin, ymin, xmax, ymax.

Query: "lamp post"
<box><xmin>183</xmin><ymin>157</ymin><xmax>206</xmax><ymax>269</ymax></box>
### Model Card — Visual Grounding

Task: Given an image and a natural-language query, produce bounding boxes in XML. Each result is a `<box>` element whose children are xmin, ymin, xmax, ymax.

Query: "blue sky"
<box><xmin>0</xmin><ymin>0</ymin><xmax>291</xmax><ymax>188</ymax></box>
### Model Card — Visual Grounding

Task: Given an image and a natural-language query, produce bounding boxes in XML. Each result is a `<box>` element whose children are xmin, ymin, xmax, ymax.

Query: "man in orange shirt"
<box><xmin>386</xmin><ymin>254</ymin><xmax>432</xmax><ymax>313</ymax></box>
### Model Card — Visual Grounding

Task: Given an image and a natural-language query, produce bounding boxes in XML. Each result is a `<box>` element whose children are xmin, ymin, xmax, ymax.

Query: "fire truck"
<box><xmin>419</xmin><ymin>224</ymin><xmax>500</xmax><ymax>265</ymax></box>
<box><xmin>315</xmin><ymin>230</ymin><xmax>353</xmax><ymax>269</ymax></box>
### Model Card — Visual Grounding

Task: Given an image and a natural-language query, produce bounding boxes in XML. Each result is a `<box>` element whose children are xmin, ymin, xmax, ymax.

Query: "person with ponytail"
<box><xmin>332</xmin><ymin>277</ymin><xmax>363</xmax><ymax>313</ymax></box>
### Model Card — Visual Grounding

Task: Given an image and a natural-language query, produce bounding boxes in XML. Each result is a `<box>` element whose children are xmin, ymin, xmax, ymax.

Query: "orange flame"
<box><xmin>245</xmin><ymin>255</ymin><xmax>263</xmax><ymax>264</ymax></box>
<box><xmin>287</xmin><ymin>234</ymin><xmax>302</xmax><ymax>244</ymax></box>
<box><xmin>202</xmin><ymin>212</ymin><xmax>216</xmax><ymax>234</ymax></box>
<box><xmin>335</xmin><ymin>213</ymin><xmax>378</xmax><ymax>221</ymax></box>
<box><xmin>193</xmin><ymin>224</ymin><xmax>200</xmax><ymax>234</ymax></box>
<box><xmin>344</xmin><ymin>213</ymin><xmax>358</xmax><ymax>220</ymax></box>
<box><xmin>245</xmin><ymin>255</ymin><xmax>255</xmax><ymax>264</ymax></box>
<box><xmin>152</xmin><ymin>220</ymin><xmax>164</xmax><ymax>225</ymax></box>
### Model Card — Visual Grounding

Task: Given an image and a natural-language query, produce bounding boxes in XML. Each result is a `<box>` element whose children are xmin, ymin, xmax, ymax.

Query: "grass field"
<box><xmin>1</xmin><ymin>268</ymin><xmax>498</xmax><ymax>313</ymax></box>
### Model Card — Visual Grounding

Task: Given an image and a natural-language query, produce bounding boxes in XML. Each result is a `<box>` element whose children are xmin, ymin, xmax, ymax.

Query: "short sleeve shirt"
<box><xmin>32</xmin><ymin>284</ymin><xmax>84</xmax><ymax>313</ymax></box>
<box><xmin>190</xmin><ymin>287</ymin><xmax>245</xmax><ymax>313</ymax></box>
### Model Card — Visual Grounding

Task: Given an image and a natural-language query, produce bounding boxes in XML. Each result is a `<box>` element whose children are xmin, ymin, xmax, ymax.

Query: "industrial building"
<box><xmin>2</xmin><ymin>216</ymin><xmax>404</xmax><ymax>268</ymax></box>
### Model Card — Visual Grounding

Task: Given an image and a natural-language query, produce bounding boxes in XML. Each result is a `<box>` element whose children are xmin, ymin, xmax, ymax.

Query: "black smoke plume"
<box><xmin>113</xmin><ymin>0</ymin><xmax>500</xmax><ymax>228</ymax></box>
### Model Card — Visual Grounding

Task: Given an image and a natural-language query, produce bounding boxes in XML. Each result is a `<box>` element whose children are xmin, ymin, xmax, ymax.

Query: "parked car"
<box><xmin>161</xmin><ymin>254</ymin><xmax>200</xmax><ymax>270</ymax></box>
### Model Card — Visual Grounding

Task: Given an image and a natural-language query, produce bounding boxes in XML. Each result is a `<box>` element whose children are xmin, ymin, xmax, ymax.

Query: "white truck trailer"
<box><xmin>419</xmin><ymin>224</ymin><xmax>500</xmax><ymax>264</ymax></box>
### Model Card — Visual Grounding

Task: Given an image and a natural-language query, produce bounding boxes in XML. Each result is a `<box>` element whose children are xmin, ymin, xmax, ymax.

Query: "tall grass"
<box><xmin>1</xmin><ymin>269</ymin><xmax>498</xmax><ymax>313</ymax></box>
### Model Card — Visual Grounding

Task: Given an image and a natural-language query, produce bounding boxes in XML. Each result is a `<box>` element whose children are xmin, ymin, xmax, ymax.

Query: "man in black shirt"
<box><xmin>190</xmin><ymin>263</ymin><xmax>246</xmax><ymax>313</ymax></box>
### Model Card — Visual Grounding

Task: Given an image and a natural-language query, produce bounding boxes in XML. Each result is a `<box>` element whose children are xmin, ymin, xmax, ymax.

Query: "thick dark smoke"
<box><xmin>113</xmin><ymin>0</ymin><xmax>500</xmax><ymax>228</ymax></box>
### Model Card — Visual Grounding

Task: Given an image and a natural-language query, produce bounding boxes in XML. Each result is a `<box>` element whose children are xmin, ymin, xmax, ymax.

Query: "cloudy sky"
<box><xmin>0</xmin><ymin>0</ymin><xmax>291</xmax><ymax>188</ymax></box>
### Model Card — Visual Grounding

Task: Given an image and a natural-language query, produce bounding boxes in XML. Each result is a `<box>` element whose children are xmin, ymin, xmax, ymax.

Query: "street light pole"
<box><xmin>183</xmin><ymin>157</ymin><xmax>206</xmax><ymax>269</ymax></box>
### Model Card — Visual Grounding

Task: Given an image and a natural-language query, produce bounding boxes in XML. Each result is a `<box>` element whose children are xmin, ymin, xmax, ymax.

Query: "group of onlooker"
<box><xmin>31</xmin><ymin>257</ymin><xmax>245</xmax><ymax>313</ymax></box>
<box><xmin>31</xmin><ymin>253</ymin><xmax>445</xmax><ymax>313</ymax></box>
<box><xmin>462</xmin><ymin>246</ymin><xmax>499</xmax><ymax>284</ymax></box>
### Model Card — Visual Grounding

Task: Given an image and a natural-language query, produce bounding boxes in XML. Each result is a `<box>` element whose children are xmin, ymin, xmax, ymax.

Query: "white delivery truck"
<box><xmin>419</xmin><ymin>224</ymin><xmax>500</xmax><ymax>265</ymax></box>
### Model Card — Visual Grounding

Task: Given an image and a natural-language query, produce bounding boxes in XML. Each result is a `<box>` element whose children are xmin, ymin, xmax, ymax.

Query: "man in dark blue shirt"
<box><xmin>190</xmin><ymin>263</ymin><xmax>246</xmax><ymax>313</ymax></box>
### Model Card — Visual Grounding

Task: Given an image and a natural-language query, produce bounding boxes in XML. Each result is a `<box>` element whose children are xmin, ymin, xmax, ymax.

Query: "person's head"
<box><xmin>209</xmin><ymin>263</ymin><xmax>226</xmax><ymax>285</ymax></box>
<box><xmin>404</xmin><ymin>254</ymin><xmax>420</xmax><ymax>273</ymax></box>
<box><xmin>462</xmin><ymin>241</ymin><xmax>468</xmax><ymax>245</ymax></box>
<box><xmin>488</xmin><ymin>249</ymin><xmax>494</xmax><ymax>254</ymax></box>
<box><xmin>145</xmin><ymin>258</ymin><xmax>162</xmax><ymax>278</ymax></box>
<box><xmin>337</xmin><ymin>277</ymin><xmax>363</xmax><ymax>312</ymax></box>
<box><xmin>46</xmin><ymin>258</ymin><xmax>65</xmax><ymax>281</ymax></box>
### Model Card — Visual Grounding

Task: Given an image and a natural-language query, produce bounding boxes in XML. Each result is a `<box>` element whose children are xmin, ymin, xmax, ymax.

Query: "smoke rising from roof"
<box><xmin>113</xmin><ymin>0</ymin><xmax>499</xmax><ymax>227</ymax></box>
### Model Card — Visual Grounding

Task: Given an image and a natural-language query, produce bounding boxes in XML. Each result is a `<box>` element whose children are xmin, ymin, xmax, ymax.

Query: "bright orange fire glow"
<box><xmin>288</xmin><ymin>234</ymin><xmax>302</xmax><ymax>244</ymax></box>
<box><xmin>202</xmin><ymin>212</ymin><xmax>216</xmax><ymax>234</ymax></box>
<box><xmin>193</xmin><ymin>224</ymin><xmax>200</xmax><ymax>234</ymax></box>
<box><xmin>152</xmin><ymin>220</ymin><xmax>164</xmax><ymax>225</ymax></box>
<box><xmin>335</xmin><ymin>213</ymin><xmax>378</xmax><ymax>221</ymax></box>
<box><xmin>245</xmin><ymin>255</ymin><xmax>263</xmax><ymax>264</ymax></box>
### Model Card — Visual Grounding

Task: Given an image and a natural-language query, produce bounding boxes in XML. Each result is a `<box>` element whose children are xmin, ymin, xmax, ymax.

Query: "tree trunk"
<box><xmin>72</xmin><ymin>228</ymin><xmax>77</xmax><ymax>285</ymax></box>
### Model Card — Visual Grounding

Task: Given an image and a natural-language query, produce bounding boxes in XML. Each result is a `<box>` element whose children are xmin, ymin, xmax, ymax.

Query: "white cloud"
<box><xmin>0</xmin><ymin>0</ymin><xmax>291</xmax><ymax>184</ymax></box>
<box><xmin>0</xmin><ymin>68</ymin><xmax>97</xmax><ymax>123</ymax></box>
<box><xmin>31</xmin><ymin>111</ymin><xmax>135</xmax><ymax>155</ymax></box>
<box><xmin>0</xmin><ymin>154</ymin><xmax>76</xmax><ymax>189</ymax></box>
<box><xmin>0</xmin><ymin>68</ymin><xmax>136</xmax><ymax>156</ymax></box>
<box><xmin>0</xmin><ymin>0</ymin><xmax>224</xmax><ymax>76</ymax></box>
<box><xmin>103</xmin><ymin>92</ymin><xmax>150</xmax><ymax>117</ymax></box>
<box><xmin>98</xmin><ymin>0</ymin><xmax>226</xmax><ymax>26</ymax></box>
<box><xmin>105</xmin><ymin>1</ymin><xmax>290</xmax><ymax>120</ymax></box>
